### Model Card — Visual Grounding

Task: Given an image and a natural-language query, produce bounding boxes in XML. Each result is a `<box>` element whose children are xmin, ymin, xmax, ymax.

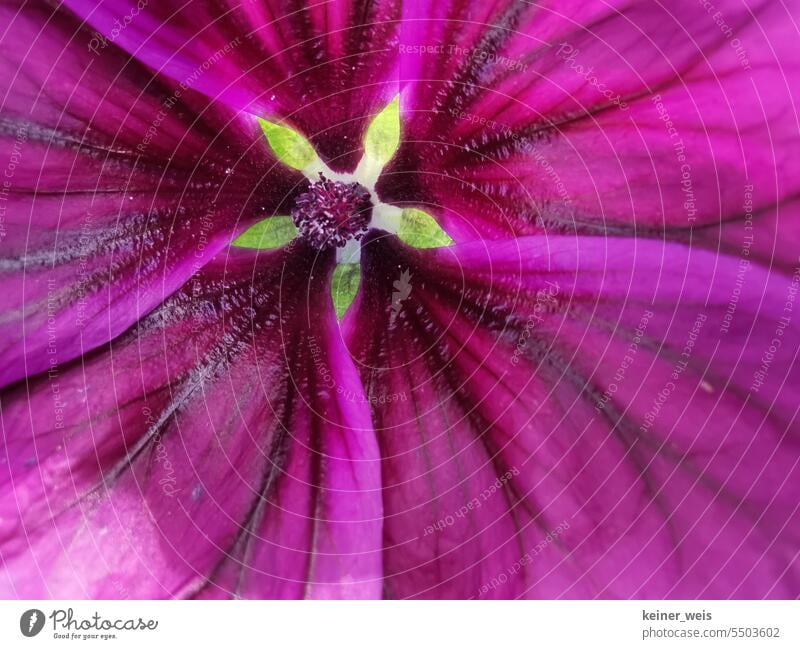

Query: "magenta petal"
<box><xmin>0</xmin><ymin>244</ymin><xmax>382</xmax><ymax>599</ymax></box>
<box><xmin>343</xmin><ymin>233</ymin><xmax>800</xmax><ymax>598</ymax></box>
<box><xmin>64</xmin><ymin>0</ymin><xmax>402</xmax><ymax>171</ymax></box>
<box><xmin>379</xmin><ymin>0</ymin><xmax>800</xmax><ymax>241</ymax></box>
<box><xmin>0</xmin><ymin>3</ymin><xmax>302</xmax><ymax>386</ymax></box>
<box><xmin>693</xmin><ymin>196</ymin><xmax>800</xmax><ymax>275</ymax></box>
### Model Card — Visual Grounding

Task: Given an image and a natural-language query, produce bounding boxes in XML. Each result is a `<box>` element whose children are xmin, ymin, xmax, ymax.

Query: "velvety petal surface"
<box><xmin>378</xmin><ymin>0</ymin><xmax>800</xmax><ymax>244</ymax></box>
<box><xmin>0</xmin><ymin>243</ymin><xmax>382</xmax><ymax>598</ymax></box>
<box><xmin>64</xmin><ymin>0</ymin><xmax>402</xmax><ymax>171</ymax></box>
<box><xmin>0</xmin><ymin>1</ymin><xmax>302</xmax><ymax>386</ymax></box>
<box><xmin>344</xmin><ymin>232</ymin><xmax>800</xmax><ymax>598</ymax></box>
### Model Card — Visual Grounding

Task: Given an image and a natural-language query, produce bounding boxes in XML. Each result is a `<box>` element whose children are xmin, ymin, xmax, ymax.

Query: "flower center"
<box><xmin>291</xmin><ymin>173</ymin><xmax>373</xmax><ymax>250</ymax></box>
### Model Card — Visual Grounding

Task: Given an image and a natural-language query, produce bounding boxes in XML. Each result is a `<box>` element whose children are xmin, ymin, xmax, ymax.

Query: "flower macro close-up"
<box><xmin>1</xmin><ymin>0</ymin><xmax>799</xmax><ymax>601</ymax></box>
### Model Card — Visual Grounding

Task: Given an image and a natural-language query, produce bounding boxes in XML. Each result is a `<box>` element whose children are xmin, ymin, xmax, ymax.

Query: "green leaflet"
<box><xmin>397</xmin><ymin>208</ymin><xmax>454</xmax><ymax>248</ymax></box>
<box><xmin>258</xmin><ymin>118</ymin><xmax>318</xmax><ymax>171</ymax></box>
<box><xmin>363</xmin><ymin>96</ymin><xmax>400</xmax><ymax>165</ymax></box>
<box><xmin>232</xmin><ymin>216</ymin><xmax>297</xmax><ymax>249</ymax></box>
<box><xmin>331</xmin><ymin>263</ymin><xmax>361</xmax><ymax>319</ymax></box>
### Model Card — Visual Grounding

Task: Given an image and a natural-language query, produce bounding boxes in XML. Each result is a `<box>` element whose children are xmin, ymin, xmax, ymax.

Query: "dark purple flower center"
<box><xmin>291</xmin><ymin>174</ymin><xmax>373</xmax><ymax>250</ymax></box>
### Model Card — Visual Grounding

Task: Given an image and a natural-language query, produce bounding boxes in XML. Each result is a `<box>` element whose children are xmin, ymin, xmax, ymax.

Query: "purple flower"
<box><xmin>1</xmin><ymin>0</ymin><xmax>799</xmax><ymax>599</ymax></box>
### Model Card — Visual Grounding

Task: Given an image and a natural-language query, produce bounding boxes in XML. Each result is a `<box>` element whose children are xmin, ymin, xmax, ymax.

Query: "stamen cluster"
<box><xmin>291</xmin><ymin>173</ymin><xmax>373</xmax><ymax>250</ymax></box>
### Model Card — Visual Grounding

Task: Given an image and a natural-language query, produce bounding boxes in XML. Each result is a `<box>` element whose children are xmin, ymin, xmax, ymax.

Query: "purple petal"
<box><xmin>343</xmin><ymin>232</ymin><xmax>800</xmax><ymax>598</ymax></box>
<box><xmin>378</xmin><ymin>0</ymin><xmax>800</xmax><ymax>241</ymax></box>
<box><xmin>0</xmin><ymin>3</ymin><xmax>302</xmax><ymax>386</ymax></box>
<box><xmin>0</xmin><ymin>244</ymin><xmax>382</xmax><ymax>598</ymax></box>
<box><xmin>63</xmin><ymin>0</ymin><xmax>402</xmax><ymax>171</ymax></box>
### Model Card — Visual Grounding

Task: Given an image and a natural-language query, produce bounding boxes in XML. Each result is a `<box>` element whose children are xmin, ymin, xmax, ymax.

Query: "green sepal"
<box><xmin>363</xmin><ymin>96</ymin><xmax>400</xmax><ymax>165</ymax></box>
<box><xmin>232</xmin><ymin>216</ymin><xmax>297</xmax><ymax>249</ymax></box>
<box><xmin>397</xmin><ymin>208</ymin><xmax>454</xmax><ymax>248</ymax></box>
<box><xmin>331</xmin><ymin>263</ymin><xmax>361</xmax><ymax>320</ymax></box>
<box><xmin>258</xmin><ymin>118</ymin><xmax>318</xmax><ymax>171</ymax></box>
